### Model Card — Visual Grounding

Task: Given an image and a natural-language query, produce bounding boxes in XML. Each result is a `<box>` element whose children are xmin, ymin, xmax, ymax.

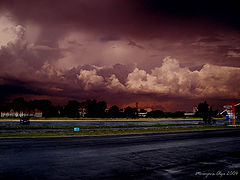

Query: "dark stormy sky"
<box><xmin>0</xmin><ymin>0</ymin><xmax>240</xmax><ymax>111</ymax></box>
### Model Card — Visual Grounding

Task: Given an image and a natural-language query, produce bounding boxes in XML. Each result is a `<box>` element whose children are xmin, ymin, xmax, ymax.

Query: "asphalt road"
<box><xmin>0</xmin><ymin>118</ymin><xmax>231</xmax><ymax>127</ymax></box>
<box><xmin>0</xmin><ymin>130</ymin><xmax>240</xmax><ymax>180</ymax></box>
<box><xmin>0</xmin><ymin>119</ymin><xmax>202</xmax><ymax>127</ymax></box>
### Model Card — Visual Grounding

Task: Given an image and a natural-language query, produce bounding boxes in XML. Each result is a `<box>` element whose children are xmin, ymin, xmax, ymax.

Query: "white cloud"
<box><xmin>77</xmin><ymin>69</ymin><xmax>104</xmax><ymax>90</ymax></box>
<box><xmin>125</xmin><ymin>57</ymin><xmax>240</xmax><ymax>98</ymax></box>
<box><xmin>69</xmin><ymin>57</ymin><xmax>240</xmax><ymax>99</ymax></box>
<box><xmin>0</xmin><ymin>15</ymin><xmax>25</xmax><ymax>48</ymax></box>
<box><xmin>36</xmin><ymin>61</ymin><xmax>62</xmax><ymax>79</ymax></box>
<box><xmin>106</xmin><ymin>74</ymin><xmax>125</xmax><ymax>92</ymax></box>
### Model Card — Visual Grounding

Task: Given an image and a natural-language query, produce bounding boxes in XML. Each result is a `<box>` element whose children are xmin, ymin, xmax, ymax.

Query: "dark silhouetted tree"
<box><xmin>140</xmin><ymin>109</ymin><xmax>147</xmax><ymax>113</ymax></box>
<box><xmin>46</xmin><ymin>105</ymin><xmax>64</xmax><ymax>117</ymax></box>
<box><xmin>196</xmin><ymin>101</ymin><xmax>214</xmax><ymax>124</ymax></box>
<box><xmin>124</xmin><ymin>106</ymin><xmax>138</xmax><ymax>118</ymax></box>
<box><xmin>12</xmin><ymin>97</ymin><xmax>27</xmax><ymax>111</ymax></box>
<box><xmin>171</xmin><ymin>111</ymin><xmax>185</xmax><ymax>117</ymax></box>
<box><xmin>86</xmin><ymin>100</ymin><xmax>107</xmax><ymax>117</ymax></box>
<box><xmin>32</xmin><ymin>100</ymin><xmax>52</xmax><ymax>117</ymax></box>
<box><xmin>108</xmin><ymin>105</ymin><xmax>120</xmax><ymax>118</ymax></box>
<box><xmin>235</xmin><ymin>105</ymin><xmax>240</xmax><ymax>120</ymax></box>
<box><xmin>147</xmin><ymin>110</ymin><xmax>164</xmax><ymax>118</ymax></box>
<box><xmin>64</xmin><ymin>100</ymin><xmax>80</xmax><ymax>117</ymax></box>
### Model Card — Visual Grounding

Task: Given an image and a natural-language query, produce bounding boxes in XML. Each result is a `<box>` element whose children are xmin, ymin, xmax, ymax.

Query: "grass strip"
<box><xmin>0</xmin><ymin>124</ymin><xmax>197</xmax><ymax>130</ymax></box>
<box><xmin>0</xmin><ymin>125</ymin><xmax>239</xmax><ymax>137</ymax></box>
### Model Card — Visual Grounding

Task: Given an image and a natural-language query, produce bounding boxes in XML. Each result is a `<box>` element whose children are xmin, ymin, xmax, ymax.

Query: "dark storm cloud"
<box><xmin>1</xmin><ymin>0</ymin><xmax>239</xmax><ymax>39</ymax></box>
<box><xmin>128</xmin><ymin>40</ymin><xmax>144</xmax><ymax>49</ymax></box>
<box><xmin>1</xmin><ymin>0</ymin><xmax>240</xmax><ymax>111</ymax></box>
<box><xmin>141</xmin><ymin>0</ymin><xmax>240</xmax><ymax>27</ymax></box>
<box><xmin>0</xmin><ymin>77</ymin><xmax>41</xmax><ymax>102</ymax></box>
<box><xmin>99</xmin><ymin>36</ymin><xmax>120</xmax><ymax>42</ymax></box>
<box><xmin>198</xmin><ymin>37</ymin><xmax>222</xmax><ymax>43</ymax></box>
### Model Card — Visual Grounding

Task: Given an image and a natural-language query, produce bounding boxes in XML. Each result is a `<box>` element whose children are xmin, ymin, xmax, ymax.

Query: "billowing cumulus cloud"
<box><xmin>106</xmin><ymin>75</ymin><xmax>125</xmax><ymax>92</ymax></box>
<box><xmin>77</xmin><ymin>69</ymin><xmax>104</xmax><ymax>90</ymax></box>
<box><xmin>0</xmin><ymin>15</ymin><xmax>24</xmax><ymax>47</ymax></box>
<box><xmin>126</xmin><ymin>57</ymin><xmax>240</xmax><ymax>99</ymax></box>
<box><xmin>63</xmin><ymin>57</ymin><xmax>240</xmax><ymax>100</ymax></box>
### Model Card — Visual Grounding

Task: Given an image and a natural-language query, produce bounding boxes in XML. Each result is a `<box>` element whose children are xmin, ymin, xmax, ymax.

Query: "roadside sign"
<box><xmin>74</xmin><ymin>127</ymin><xmax>80</xmax><ymax>132</ymax></box>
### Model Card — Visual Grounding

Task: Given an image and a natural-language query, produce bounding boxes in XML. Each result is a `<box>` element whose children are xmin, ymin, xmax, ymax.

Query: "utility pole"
<box><xmin>232</xmin><ymin>103</ymin><xmax>236</xmax><ymax>126</ymax></box>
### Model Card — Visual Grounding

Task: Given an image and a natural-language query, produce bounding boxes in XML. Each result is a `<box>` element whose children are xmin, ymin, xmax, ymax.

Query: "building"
<box><xmin>184</xmin><ymin>112</ymin><xmax>195</xmax><ymax>117</ymax></box>
<box><xmin>79</xmin><ymin>107</ymin><xmax>87</xmax><ymax>117</ymax></box>
<box><xmin>138</xmin><ymin>112</ymin><xmax>147</xmax><ymax>117</ymax></box>
<box><xmin>1</xmin><ymin>109</ymin><xmax>42</xmax><ymax>118</ymax></box>
<box><xmin>221</xmin><ymin>103</ymin><xmax>240</xmax><ymax>125</ymax></box>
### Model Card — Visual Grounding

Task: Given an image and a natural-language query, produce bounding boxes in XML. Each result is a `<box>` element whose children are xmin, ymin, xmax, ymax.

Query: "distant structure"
<box><xmin>138</xmin><ymin>112</ymin><xmax>147</xmax><ymax>118</ymax></box>
<box><xmin>221</xmin><ymin>103</ymin><xmax>240</xmax><ymax>125</ymax></box>
<box><xmin>135</xmin><ymin>102</ymin><xmax>152</xmax><ymax>117</ymax></box>
<box><xmin>79</xmin><ymin>107</ymin><xmax>87</xmax><ymax>117</ymax></box>
<box><xmin>0</xmin><ymin>109</ymin><xmax>42</xmax><ymax>118</ymax></box>
<box><xmin>184</xmin><ymin>112</ymin><xmax>195</xmax><ymax>117</ymax></box>
<box><xmin>136</xmin><ymin>102</ymin><xmax>139</xmax><ymax>111</ymax></box>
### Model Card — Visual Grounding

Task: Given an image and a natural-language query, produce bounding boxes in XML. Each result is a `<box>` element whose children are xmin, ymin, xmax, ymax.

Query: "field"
<box><xmin>1</xmin><ymin>125</ymin><xmax>239</xmax><ymax>137</ymax></box>
<box><xmin>1</xmin><ymin>117</ymin><xmax>238</xmax><ymax>137</ymax></box>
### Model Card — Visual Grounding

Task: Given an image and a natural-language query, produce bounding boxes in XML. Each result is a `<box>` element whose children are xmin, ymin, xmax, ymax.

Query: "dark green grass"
<box><xmin>0</xmin><ymin>124</ymin><xmax>196</xmax><ymax>130</ymax></box>
<box><xmin>0</xmin><ymin>125</ymin><xmax>239</xmax><ymax>137</ymax></box>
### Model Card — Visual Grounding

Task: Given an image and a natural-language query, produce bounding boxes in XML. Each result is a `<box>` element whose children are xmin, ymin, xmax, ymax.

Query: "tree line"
<box><xmin>0</xmin><ymin>98</ymin><xmax>218</xmax><ymax>123</ymax></box>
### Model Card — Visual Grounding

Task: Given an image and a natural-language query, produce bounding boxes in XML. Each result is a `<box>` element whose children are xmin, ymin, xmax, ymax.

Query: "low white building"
<box><xmin>1</xmin><ymin>110</ymin><xmax>42</xmax><ymax>118</ymax></box>
<box><xmin>138</xmin><ymin>112</ymin><xmax>147</xmax><ymax>117</ymax></box>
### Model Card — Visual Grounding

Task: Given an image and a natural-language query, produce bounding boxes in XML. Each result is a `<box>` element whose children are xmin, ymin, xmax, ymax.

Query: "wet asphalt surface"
<box><xmin>0</xmin><ymin>129</ymin><xmax>240</xmax><ymax>180</ymax></box>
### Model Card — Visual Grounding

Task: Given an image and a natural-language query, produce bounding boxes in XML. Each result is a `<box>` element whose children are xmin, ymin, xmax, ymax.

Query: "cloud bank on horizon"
<box><xmin>0</xmin><ymin>0</ymin><xmax>240</xmax><ymax>111</ymax></box>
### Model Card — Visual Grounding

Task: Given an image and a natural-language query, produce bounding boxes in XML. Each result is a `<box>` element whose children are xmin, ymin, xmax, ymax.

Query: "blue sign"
<box><xmin>74</xmin><ymin>127</ymin><xmax>80</xmax><ymax>132</ymax></box>
<box><xmin>226</xmin><ymin>115</ymin><xmax>229</xmax><ymax>120</ymax></box>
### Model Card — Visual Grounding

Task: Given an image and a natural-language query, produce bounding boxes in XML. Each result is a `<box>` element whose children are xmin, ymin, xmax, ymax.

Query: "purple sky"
<box><xmin>0</xmin><ymin>0</ymin><xmax>240</xmax><ymax>111</ymax></box>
